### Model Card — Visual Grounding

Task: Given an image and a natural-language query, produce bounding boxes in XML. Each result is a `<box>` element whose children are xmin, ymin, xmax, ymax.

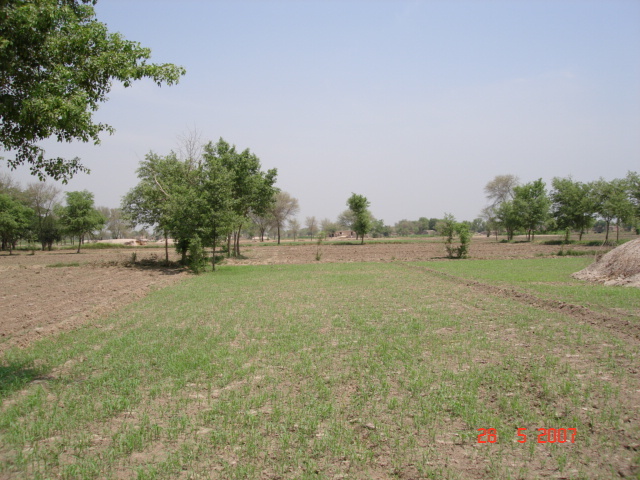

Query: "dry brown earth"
<box><xmin>226</xmin><ymin>236</ymin><xmax>601</xmax><ymax>265</ymax></box>
<box><xmin>0</xmin><ymin>248</ymin><xmax>186</xmax><ymax>353</ymax></box>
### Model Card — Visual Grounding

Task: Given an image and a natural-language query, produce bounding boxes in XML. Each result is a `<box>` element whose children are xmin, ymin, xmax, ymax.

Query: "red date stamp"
<box><xmin>477</xmin><ymin>428</ymin><xmax>577</xmax><ymax>443</ymax></box>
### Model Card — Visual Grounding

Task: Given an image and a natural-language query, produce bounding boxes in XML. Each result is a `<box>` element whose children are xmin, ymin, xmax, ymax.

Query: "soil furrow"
<box><xmin>403</xmin><ymin>263</ymin><xmax>640</xmax><ymax>342</ymax></box>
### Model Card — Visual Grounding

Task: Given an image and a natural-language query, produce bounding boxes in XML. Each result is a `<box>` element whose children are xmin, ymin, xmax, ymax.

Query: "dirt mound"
<box><xmin>572</xmin><ymin>238</ymin><xmax>640</xmax><ymax>287</ymax></box>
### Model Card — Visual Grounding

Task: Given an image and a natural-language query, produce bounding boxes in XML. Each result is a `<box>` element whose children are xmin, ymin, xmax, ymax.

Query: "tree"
<box><xmin>495</xmin><ymin>201</ymin><xmax>520</xmax><ymax>241</ymax></box>
<box><xmin>57</xmin><ymin>190</ymin><xmax>105</xmax><ymax>253</ymax></box>
<box><xmin>469</xmin><ymin>218</ymin><xmax>486</xmax><ymax>233</ymax></box>
<box><xmin>484</xmin><ymin>174</ymin><xmax>519</xmax><ymax>207</ymax></box>
<box><xmin>0</xmin><ymin>193</ymin><xmax>34</xmax><ymax>253</ymax></box>
<box><xmin>626</xmin><ymin>171</ymin><xmax>640</xmax><ymax>222</ymax></box>
<box><xmin>550</xmin><ymin>177</ymin><xmax>596</xmax><ymax>241</ymax></box>
<box><xmin>121</xmin><ymin>152</ymin><xmax>185</xmax><ymax>262</ymax></box>
<box><xmin>1</xmin><ymin>0</ymin><xmax>186</xmax><ymax>181</ymax></box>
<box><xmin>438</xmin><ymin>213</ymin><xmax>470</xmax><ymax>259</ymax></box>
<box><xmin>288</xmin><ymin>218</ymin><xmax>301</xmax><ymax>241</ymax></box>
<box><xmin>346</xmin><ymin>193</ymin><xmax>371</xmax><ymax>244</ymax></box>
<box><xmin>337</xmin><ymin>209</ymin><xmax>356</xmax><ymax>231</ymax></box>
<box><xmin>480</xmin><ymin>206</ymin><xmax>499</xmax><ymax>239</ymax></box>
<box><xmin>215</xmin><ymin>139</ymin><xmax>277</xmax><ymax>257</ymax></box>
<box><xmin>394</xmin><ymin>219</ymin><xmax>415</xmax><ymax>236</ymax></box>
<box><xmin>24</xmin><ymin>181</ymin><xmax>61</xmax><ymax>249</ymax></box>
<box><xmin>512</xmin><ymin>179</ymin><xmax>550</xmax><ymax>241</ymax></box>
<box><xmin>416</xmin><ymin>217</ymin><xmax>430</xmax><ymax>235</ymax></box>
<box><xmin>0</xmin><ymin>172</ymin><xmax>22</xmax><ymax>197</ymax></box>
<box><xmin>305</xmin><ymin>216</ymin><xmax>317</xmax><ymax>240</ymax></box>
<box><xmin>199</xmin><ymin>143</ymin><xmax>234</xmax><ymax>269</ymax></box>
<box><xmin>269</xmin><ymin>191</ymin><xmax>299</xmax><ymax>245</ymax></box>
<box><xmin>320</xmin><ymin>218</ymin><xmax>338</xmax><ymax>237</ymax></box>
<box><xmin>98</xmin><ymin>207</ymin><xmax>130</xmax><ymax>239</ymax></box>
<box><xmin>592</xmin><ymin>178</ymin><xmax>634</xmax><ymax>243</ymax></box>
<box><xmin>249</xmin><ymin>212</ymin><xmax>274</xmax><ymax>242</ymax></box>
<box><xmin>370</xmin><ymin>218</ymin><xmax>392</xmax><ymax>238</ymax></box>
<box><xmin>482</xmin><ymin>174</ymin><xmax>520</xmax><ymax>241</ymax></box>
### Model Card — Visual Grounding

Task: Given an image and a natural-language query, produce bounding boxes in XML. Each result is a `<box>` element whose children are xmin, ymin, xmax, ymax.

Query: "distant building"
<box><xmin>329</xmin><ymin>230</ymin><xmax>356</xmax><ymax>238</ymax></box>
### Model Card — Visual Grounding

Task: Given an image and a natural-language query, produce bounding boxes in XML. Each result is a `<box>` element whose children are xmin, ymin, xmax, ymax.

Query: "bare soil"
<box><xmin>0</xmin><ymin>248</ymin><xmax>186</xmax><ymax>353</ymax></box>
<box><xmin>227</xmin><ymin>235</ymin><xmax>603</xmax><ymax>265</ymax></box>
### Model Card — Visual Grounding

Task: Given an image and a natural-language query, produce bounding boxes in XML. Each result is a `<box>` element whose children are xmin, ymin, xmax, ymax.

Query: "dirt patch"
<box><xmin>0</xmin><ymin>248</ymin><xmax>187</xmax><ymax>353</ymax></box>
<box><xmin>573</xmin><ymin>238</ymin><xmax>640</xmax><ymax>287</ymax></box>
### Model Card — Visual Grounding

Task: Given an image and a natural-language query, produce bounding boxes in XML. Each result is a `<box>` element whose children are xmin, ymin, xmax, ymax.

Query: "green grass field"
<box><xmin>1</xmin><ymin>258</ymin><xmax>639</xmax><ymax>479</ymax></box>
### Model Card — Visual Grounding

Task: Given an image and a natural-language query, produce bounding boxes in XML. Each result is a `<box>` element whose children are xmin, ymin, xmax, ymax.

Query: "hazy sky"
<box><xmin>4</xmin><ymin>0</ymin><xmax>640</xmax><ymax>224</ymax></box>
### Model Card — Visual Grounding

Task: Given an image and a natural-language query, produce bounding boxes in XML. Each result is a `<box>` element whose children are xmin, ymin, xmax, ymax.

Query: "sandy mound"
<box><xmin>572</xmin><ymin>238</ymin><xmax>640</xmax><ymax>287</ymax></box>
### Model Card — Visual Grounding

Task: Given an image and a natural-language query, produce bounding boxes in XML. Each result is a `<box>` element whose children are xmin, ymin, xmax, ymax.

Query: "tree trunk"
<box><xmin>235</xmin><ymin>223</ymin><xmax>243</xmax><ymax>257</ymax></box>
<box><xmin>77</xmin><ymin>234</ymin><xmax>82</xmax><ymax>253</ymax></box>
<box><xmin>605</xmin><ymin>220</ymin><xmax>610</xmax><ymax>243</ymax></box>
<box><xmin>227</xmin><ymin>234</ymin><xmax>231</xmax><ymax>258</ymax></box>
<box><xmin>211</xmin><ymin>234</ymin><xmax>217</xmax><ymax>271</ymax></box>
<box><xmin>164</xmin><ymin>234</ymin><xmax>169</xmax><ymax>264</ymax></box>
<box><xmin>277</xmin><ymin>224</ymin><xmax>281</xmax><ymax>245</ymax></box>
<box><xmin>233</xmin><ymin>230</ymin><xmax>237</xmax><ymax>257</ymax></box>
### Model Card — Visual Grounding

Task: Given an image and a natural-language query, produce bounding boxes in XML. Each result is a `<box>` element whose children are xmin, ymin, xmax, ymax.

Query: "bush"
<box><xmin>440</xmin><ymin>213</ymin><xmax>471</xmax><ymax>259</ymax></box>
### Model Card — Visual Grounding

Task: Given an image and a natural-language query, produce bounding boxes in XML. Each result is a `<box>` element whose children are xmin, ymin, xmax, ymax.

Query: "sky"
<box><xmin>4</xmin><ymin>0</ymin><xmax>640</xmax><ymax>225</ymax></box>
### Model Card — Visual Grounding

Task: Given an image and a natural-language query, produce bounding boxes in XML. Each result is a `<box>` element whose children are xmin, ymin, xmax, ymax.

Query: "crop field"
<box><xmin>1</xmin><ymin>240</ymin><xmax>639</xmax><ymax>479</ymax></box>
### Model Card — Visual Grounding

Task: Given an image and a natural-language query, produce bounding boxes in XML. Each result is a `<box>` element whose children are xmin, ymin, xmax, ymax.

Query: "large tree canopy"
<box><xmin>0</xmin><ymin>0</ymin><xmax>186</xmax><ymax>181</ymax></box>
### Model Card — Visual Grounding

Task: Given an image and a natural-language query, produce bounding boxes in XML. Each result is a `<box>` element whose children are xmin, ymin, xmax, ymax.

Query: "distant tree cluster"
<box><xmin>482</xmin><ymin>172</ymin><xmax>640</xmax><ymax>242</ymax></box>
<box><xmin>0</xmin><ymin>173</ymin><xmax>117</xmax><ymax>253</ymax></box>
<box><xmin>122</xmin><ymin>138</ymin><xmax>277</xmax><ymax>271</ymax></box>
<box><xmin>393</xmin><ymin>217</ymin><xmax>437</xmax><ymax>236</ymax></box>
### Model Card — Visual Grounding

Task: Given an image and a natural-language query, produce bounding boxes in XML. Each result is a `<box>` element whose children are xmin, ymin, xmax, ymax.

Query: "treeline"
<box><xmin>3</xmin><ymin>155</ymin><xmax>637</xmax><ymax>264</ymax></box>
<box><xmin>0</xmin><ymin>175</ymin><xmax>143</xmax><ymax>254</ymax></box>
<box><xmin>481</xmin><ymin>173</ymin><xmax>640</xmax><ymax>242</ymax></box>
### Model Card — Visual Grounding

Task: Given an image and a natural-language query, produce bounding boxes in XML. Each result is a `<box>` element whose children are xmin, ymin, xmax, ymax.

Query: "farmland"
<box><xmin>1</xmin><ymin>236</ymin><xmax>639</xmax><ymax>479</ymax></box>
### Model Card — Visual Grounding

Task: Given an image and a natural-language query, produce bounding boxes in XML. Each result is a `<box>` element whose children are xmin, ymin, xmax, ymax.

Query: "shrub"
<box><xmin>440</xmin><ymin>213</ymin><xmax>471</xmax><ymax>259</ymax></box>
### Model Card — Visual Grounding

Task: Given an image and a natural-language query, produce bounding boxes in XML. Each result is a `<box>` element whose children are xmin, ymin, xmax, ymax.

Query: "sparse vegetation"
<box><xmin>46</xmin><ymin>261</ymin><xmax>81</xmax><ymax>268</ymax></box>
